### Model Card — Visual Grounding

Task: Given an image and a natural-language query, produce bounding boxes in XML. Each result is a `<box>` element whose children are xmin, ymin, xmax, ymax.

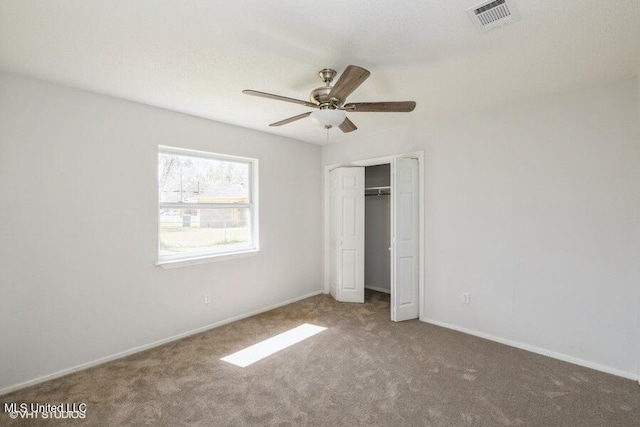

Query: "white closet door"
<box><xmin>391</xmin><ymin>157</ymin><xmax>419</xmax><ymax>321</ymax></box>
<box><xmin>330</xmin><ymin>167</ymin><xmax>365</xmax><ymax>303</ymax></box>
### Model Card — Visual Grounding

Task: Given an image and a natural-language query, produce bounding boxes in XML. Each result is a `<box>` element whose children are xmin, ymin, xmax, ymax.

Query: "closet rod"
<box><xmin>365</xmin><ymin>186</ymin><xmax>391</xmax><ymax>197</ymax></box>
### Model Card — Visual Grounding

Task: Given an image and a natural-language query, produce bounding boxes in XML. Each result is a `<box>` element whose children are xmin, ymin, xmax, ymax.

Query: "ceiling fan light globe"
<box><xmin>310</xmin><ymin>109</ymin><xmax>345</xmax><ymax>127</ymax></box>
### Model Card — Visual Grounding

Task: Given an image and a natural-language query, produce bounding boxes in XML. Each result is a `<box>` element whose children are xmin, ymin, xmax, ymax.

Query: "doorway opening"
<box><xmin>323</xmin><ymin>152</ymin><xmax>424</xmax><ymax>322</ymax></box>
<box><xmin>364</xmin><ymin>164</ymin><xmax>392</xmax><ymax>308</ymax></box>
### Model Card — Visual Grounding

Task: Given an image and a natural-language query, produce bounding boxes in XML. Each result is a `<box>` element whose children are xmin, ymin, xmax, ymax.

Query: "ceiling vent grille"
<box><xmin>467</xmin><ymin>0</ymin><xmax>520</xmax><ymax>33</ymax></box>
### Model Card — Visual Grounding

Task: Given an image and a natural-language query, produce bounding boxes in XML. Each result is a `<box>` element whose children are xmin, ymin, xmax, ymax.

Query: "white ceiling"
<box><xmin>1</xmin><ymin>0</ymin><xmax>639</xmax><ymax>145</ymax></box>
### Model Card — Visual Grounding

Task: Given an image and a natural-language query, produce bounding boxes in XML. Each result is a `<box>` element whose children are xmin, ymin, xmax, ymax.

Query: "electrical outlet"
<box><xmin>204</xmin><ymin>293</ymin><xmax>211</xmax><ymax>304</ymax></box>
<box><xmin>461</xmin><ymin>293</ymin><xmax>470</xmax><ymax>305</ymax></box>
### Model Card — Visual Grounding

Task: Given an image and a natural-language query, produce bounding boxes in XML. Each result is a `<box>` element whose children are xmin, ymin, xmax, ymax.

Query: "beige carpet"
<box><xmin>2</xmin><ymin>290</ymin><xmax>639</xmax><ymax>426</ymax></box>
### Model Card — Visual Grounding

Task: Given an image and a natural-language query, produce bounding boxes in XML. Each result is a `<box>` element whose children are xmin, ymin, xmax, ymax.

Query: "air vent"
<box><xmin>467</xmin><ymin>0</ymin><xmax>520</xmax><ymax>33</ymax></box>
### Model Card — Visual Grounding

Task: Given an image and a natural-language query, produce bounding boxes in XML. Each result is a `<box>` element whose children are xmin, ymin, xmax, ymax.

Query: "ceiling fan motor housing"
<box><xmin>310</xmin><ymin>86</ymin><xmax>341</xmax><ymax>108</ymax></box>
<box><xmin>311</xmin><ymin>68</ymin><xmax>342</xmax><ymax>108</ymax></box>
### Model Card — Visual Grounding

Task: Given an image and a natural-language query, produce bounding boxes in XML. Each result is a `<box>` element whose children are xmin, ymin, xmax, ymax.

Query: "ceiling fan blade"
<box><xmin>339</xmin><ymin>117</ymin><xmax>357</xmax><ymax>133</ymax></box>
<box><xmin>329</xmin><ymin>65</ymin><xmax>371</xmax><ymax>103</ymax></box>
<box><xmin>343</xmin><ymin>101</ymin><xmax>416</xmax><ymax>112</ymax></box>
<box><xmin>243</xmin><ymin>90</ymin><xmax>318</xmax><ymax>108</ymax></box>
<box><xmin>269</xmin><ymin>112</ymin><xmax>312</xmax><ymax>127</ymax></box>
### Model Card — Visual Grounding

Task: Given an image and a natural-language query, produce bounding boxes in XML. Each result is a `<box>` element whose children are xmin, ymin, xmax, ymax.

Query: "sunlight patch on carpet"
<box><xmin>221</xmin><ymin>323</ymin><xmax>327</xmax><ymax>367</ymax></box>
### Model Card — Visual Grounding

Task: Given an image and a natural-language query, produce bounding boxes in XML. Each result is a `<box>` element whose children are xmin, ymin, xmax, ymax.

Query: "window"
<box><xmin>157</xmin><ymin>146</ymin><xmax>258</xmax><ymax>264</ymax></box>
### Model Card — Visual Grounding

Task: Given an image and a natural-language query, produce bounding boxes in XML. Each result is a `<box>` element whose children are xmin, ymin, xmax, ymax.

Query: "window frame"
<box><xmin>156</xmin><ymin>145</ymin><xmax>259</xmax><ymax>267</ymax></box>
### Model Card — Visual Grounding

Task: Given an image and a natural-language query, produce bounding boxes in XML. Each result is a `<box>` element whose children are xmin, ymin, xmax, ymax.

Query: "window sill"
<box><xmin>156</xmin><ymin>249</ymin><xmax>261</xmax><ymax>269</ymax></box>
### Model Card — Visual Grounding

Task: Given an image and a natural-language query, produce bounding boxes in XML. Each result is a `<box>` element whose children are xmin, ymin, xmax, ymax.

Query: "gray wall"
<box><xmin>365</xmin><ymin>164</ymin><xmax>390</xmax><ymax>293</ymax></box>
<box><xmin>323</xmin><ymin>78</ymin><xmax>640</xmax><ymax>380</ymax></box>
<box><xmin>0</xmin><ymin>73</ymin><xmax>323</xmax><ymax>392</ymax></box>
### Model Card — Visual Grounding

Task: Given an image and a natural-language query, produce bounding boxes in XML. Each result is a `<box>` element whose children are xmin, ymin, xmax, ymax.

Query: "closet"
<box><xmin>328</xmin><ymin>156</ymin><xmax>420</xmax><ymax>322</ymax></box>
<box><xmin>364</xmin><ymin>164</ymin><xmax>391</xmax><ymax>295</ymax></box>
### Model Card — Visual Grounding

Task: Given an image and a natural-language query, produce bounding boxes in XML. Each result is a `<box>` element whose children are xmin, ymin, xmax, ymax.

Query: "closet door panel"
<box><xmin>330</xmin><ymin>167</ymin><xmax>365</xmax><ymax>303</ymax></box>
<box><xmin>392</xmin><ymin>158</ymin><xmax>420</xmax><ymax>321</ymax></box>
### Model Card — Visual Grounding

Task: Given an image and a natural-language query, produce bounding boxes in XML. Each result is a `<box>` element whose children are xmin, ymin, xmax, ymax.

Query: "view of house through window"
<box><xmin>158</xmin><ymin>147</ymin><xmax>258</xmax><ymax>262</ymax></box>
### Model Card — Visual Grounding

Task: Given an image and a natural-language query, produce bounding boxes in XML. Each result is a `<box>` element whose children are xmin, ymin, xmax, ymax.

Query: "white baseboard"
<box><xmin>0</xmin><ymin>290</ymin><xmax>323</xmax><ymax>396</ymax></box>
<box><xmin>421</xmin><ymin>317</ymin><xmax>638</xmax><ymax>382</ymax></box>
<box><xmin>365</xmin><ymin>286</ymin><xmax>390</xmax><ymax>294</ymax></box>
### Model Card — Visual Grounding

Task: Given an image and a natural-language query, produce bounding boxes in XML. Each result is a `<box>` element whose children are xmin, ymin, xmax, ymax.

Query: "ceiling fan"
<box><xmin>242</xmin><ymin>65</ymin><xmax>416</xmax><ymax>133</ymax></box>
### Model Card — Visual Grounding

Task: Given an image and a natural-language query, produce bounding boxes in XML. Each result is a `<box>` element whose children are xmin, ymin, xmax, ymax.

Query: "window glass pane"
<box><xmin>159</xmin><ymin>153</ymin><xmax>249</xmax><ymax>204</ymax></box>
<box><xmin>159</xmin><ymin>207</ymin><xmax>251</xmax><ymax>257</ymax></box>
